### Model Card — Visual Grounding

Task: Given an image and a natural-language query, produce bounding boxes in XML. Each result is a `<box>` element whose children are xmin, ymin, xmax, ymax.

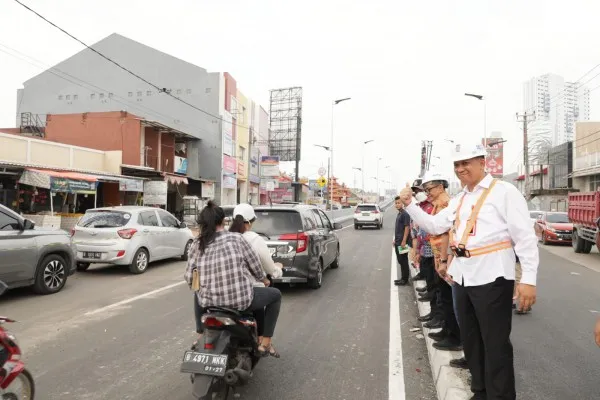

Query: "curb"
<box><xmin>409</xmin><ymin>267</ymin><xmax>471</xmax><ymax>400</ymax></box>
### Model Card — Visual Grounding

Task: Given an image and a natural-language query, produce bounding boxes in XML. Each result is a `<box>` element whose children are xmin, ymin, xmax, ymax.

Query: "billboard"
<box><xmin>261</xmin><ymin>155</ymin><xmax>280</xmax><ymax>177</ymax></box>
<box><xmin>483</xmin><ymin>138</ymin><xmax>504</xmax><ymax>178</ymax></box>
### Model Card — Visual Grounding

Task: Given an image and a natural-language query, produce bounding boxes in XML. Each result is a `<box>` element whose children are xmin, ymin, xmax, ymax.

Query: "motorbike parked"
<box><xmin>181</xmin><ymin>306</ymin><xmax>262</xmax><ymax>399</ymax></box>
<box><xmin>0</xmin><ymin>281</ymin><xmax>35</xmax><ymax>400</ymax></box>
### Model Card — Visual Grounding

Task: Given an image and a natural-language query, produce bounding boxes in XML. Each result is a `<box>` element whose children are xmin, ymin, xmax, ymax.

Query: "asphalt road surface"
<box><xmin>1</xmin><ymin>208</ymin><xmax>436</xmax><ymax>400</ymax></box>
<box><xmin>3</xmin><ymin>209</ymin><xmax>597</xmax><ymax>400</ymax></box>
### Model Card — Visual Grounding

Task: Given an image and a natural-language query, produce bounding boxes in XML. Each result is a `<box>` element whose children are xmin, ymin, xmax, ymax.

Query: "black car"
<box><xmin>252</xmin><ymin>205</ymin><xmax>342</xmax><ymax>289</ymax></box>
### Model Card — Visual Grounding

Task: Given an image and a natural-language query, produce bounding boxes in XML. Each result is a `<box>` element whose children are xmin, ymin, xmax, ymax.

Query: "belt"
<box><xmin>450</xmin><ymin>240</ymin><xmax>512</xmax><ymax>258</ymax></box>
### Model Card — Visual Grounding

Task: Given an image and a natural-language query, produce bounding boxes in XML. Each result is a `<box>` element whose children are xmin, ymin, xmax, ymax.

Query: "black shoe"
<box><xmin>432</xmin><ymin>338</ymin><xmax>463</xmax><ymax>351</ymax></box>
<box><xmin>423</xmin><ymin>318</ymin><xmax>443</xmax><ymax>329</ymax></box>
<box><xmin>416</xmin><ymin>286</ymin><xmax>427</xmax><ymax>293</ymax></box>
<box><xmin>413</xmin><ymin>273</ymin><xmax>425</xmax><ymax>281</ymax></box>
<box><xmin>428</xmin><ymin>330</ymin><xmax>447</xmax><ymax>341</ymax></box>
<box><xmin>418</xmin><ymin>293</ymin><xmax>434</xmax><ymax>302</ymax></box>
<box><xmin>417</xmin><ymin>313</ymin><xmax>433</xmax><ymax>322</ymax></box>
<box><xmin>450</xmin><ymin>357</ymin><xmax>469</xmax><ymax>369</ymax></box>
<box><xmin>394</xmin><ymin>279</ymin><xmax>408</xmax><ymax>286</ymax></box>
<box><xmin>512</xmin><ymin>302</ymin><xmax>517</xmax><ymax>309</ymax></box>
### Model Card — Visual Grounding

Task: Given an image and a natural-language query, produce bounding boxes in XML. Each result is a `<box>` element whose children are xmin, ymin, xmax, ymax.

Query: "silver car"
<box><xmin>71</xmin><ymin>206</ymin><xmax>195</xmax><ymax>274</ymax></box>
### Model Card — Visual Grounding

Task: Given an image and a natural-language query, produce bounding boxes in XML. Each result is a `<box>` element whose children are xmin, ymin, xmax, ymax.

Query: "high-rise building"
<box><xmin>523</xmin><ymin>73</ymin><xmax>590</xmax><ymax>146</ymax></box>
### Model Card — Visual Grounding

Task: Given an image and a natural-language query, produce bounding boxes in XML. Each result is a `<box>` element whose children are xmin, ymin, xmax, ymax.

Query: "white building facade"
<box><xmin>523</xmin><ymin>73</ymin><xmax>590</xmax><ymax>146</ymax></box>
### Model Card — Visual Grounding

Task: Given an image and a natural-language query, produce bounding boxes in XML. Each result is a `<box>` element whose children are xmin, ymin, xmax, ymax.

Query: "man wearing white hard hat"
<box><xmin>399</xmin><ymin>141</ymin><xmax>538</xmax><ymax>400</ymax></box>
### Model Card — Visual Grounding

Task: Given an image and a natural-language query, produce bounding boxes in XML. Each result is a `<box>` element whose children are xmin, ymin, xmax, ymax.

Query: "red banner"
<box><xmin>482</xmin><ymin>138</ymin><xmax>504</xmax><ymax>178</ymax></box>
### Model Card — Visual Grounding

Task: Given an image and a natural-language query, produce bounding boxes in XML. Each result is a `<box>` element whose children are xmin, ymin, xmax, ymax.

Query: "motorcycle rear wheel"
<box><xmin>1</xmin><ymin>368</ymin><xmax>35</xmax><ymax>400</ymax></box>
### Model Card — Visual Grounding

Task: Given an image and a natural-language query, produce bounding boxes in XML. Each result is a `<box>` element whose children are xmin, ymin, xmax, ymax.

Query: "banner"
<box><xmin>174</xmin><ymin>156</ymin><xmax>188</xmax><ymax>174</ymax></box>
<box><xmin>222</xmin><ymin>111</ymin><xmax>234</xmax><ymax>156</ymax></box>
<box><xmin>483</xmin><ymin>138</ymin><xmax>504</xmax><ymax>178</ymax></box>
<box><xmin>119</xmin><ymin>179</ymin><xmax>144</xmax><ymax>192</ymax></box>
<box><xmin>260</xmin><ymin>156</ymin><xmax>280</xmax><ymax>177</ymax></box>
<box><xmin>222</xmin><ymin>174</ymin><xmax>237</xmax><ymax>189</ymax></box>
<box><xmin>201</xmin><ymin>182</ymin><xmax>215</xmax><ymax>199</ymax></box>
<box><xmin>143</xmin><ymin>181</ymin><xmax>168</xmax><ymax>205</ymax></box>
<box><xmin>223</xmin><ymin>155</ymin><xmax>237</xmax><ymax>174</ymax></box>
<box><xmin>50</xmin><ymin>177</ymin><xmax>96</xmax><ymax>194</ymax></box>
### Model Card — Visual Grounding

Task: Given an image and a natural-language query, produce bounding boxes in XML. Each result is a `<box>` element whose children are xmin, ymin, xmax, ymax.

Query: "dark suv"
<box><xmin>253</xmin><ymin>205</ymin><xmax>342</xmax><ymax>289</ymax></box>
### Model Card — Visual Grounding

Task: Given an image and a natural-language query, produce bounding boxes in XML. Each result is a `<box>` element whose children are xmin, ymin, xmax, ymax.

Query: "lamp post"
<box><xmin>376</xmin><ymin>157</ymin><xmax>383</xmax><ymax>201</ymax></box>
<box><xmin>361</xmin><ymin>139</ymin><xmax>374</xmax><ymax>197</ymax></box>
<box><xmin>330</xmin><ymin>97</ymin><xmax>351</xmax><ymax>211</ymax></box>
<box><xmin>352</xmin><ymin>167</ymin><xmax>362</xmax><ymax>190</ymax></box>
<box><xmin>314</xmin><ymin>144</ymin><xmax>331</xmax><ymax>206</ymax></box>
<box><xmin>464</xmin><ymin>92</ymin><xmax>487</xmax><ymax>147</ymax></box>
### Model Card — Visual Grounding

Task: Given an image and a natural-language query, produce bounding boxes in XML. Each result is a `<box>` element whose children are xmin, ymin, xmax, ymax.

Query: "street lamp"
<box><xmin>376</xmin><ymin>157</ymin><xmax>383</xmax><ymax>200</ymax></box>
<box><xmin>352</xmin><ymin>167</ymin><xmax>362</xmax><ymax>189</ymax></box>
<box><xmin>314</xmin><ymin>144</ymin><xmax>331</xmax><ymax>204</ymax></box>
<box><xmin>361</xmin><ymin>139</ymin><xmax>374</xmax><ymax>195</ymax></box>
<box><xmin>465</xmin><ymin>92</ymin><xmax>487</xmax><ymax>147</ymax></box>
<box><xmin>330</xmin><ymin>97</ymin><xmax>351</xmax><ymax>211</ymax></box>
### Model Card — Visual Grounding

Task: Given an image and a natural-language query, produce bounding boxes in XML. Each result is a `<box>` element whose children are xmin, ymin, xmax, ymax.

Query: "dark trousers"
<box><xmin>394</xmin><ymin>246</ymin><xmax>410</xmax><ymax>281</ymax></box>
<box><xmin>439</xmin><ymin>278</ymin><xmax>460</xmax><ymax>342</ymax></box>
<box><xmin>455</xmin><ymin>277</ymin><xmax>516</xmax><ymax>400</ymax></box>
<box><xmin>420</xmin><ymin>256</ymin><xmax>442</xmax><ymax>317</ymax></box>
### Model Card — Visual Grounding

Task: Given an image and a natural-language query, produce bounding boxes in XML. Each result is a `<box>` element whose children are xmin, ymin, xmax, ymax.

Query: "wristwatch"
<box><xmin>440</xmin><ymin>259</ymin><xmax>448</xmax><ymax>264</ymax></box>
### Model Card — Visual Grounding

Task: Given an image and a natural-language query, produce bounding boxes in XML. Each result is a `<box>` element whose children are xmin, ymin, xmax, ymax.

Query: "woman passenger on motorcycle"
<box><xmin>185</xmin><ymin>201</ymin><xmax>283</xmax><ymax>358</ymax></box>
<box><xmin>228</xmin><ymin>204</ymin><xmax>283</xmax><ymax>352</ymax></box>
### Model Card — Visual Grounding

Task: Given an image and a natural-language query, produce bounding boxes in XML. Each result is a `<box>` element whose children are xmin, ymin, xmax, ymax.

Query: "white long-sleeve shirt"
<box><xmin>405</xmin><ymin>174</ymin><xmax>539</xmax><ymax>287</ymax></box>
<box><xmin>242</xmin><ymin>231</ymin><xmax>283</xmax><ymax>286</ymax></box>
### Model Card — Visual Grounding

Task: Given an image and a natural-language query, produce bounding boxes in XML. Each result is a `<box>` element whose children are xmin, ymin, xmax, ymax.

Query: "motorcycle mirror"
<box><xmin>0</xmin><ymin>281</ymin><xmax>7</xmax><ymax>296</ymax></box>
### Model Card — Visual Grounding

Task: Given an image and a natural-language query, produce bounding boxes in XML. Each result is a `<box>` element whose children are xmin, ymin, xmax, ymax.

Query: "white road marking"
<box><xmin>389</xmin><ymin>247</ymin><xmax>406</xmax><ymax>400</ymax></box>
<box><xmin>84</xmin><ymin>281</ymin><xmax>186</xmax><ymax>316</ymax></box>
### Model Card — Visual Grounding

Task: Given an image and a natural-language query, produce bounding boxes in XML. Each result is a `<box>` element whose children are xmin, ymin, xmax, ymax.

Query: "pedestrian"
<box><xmin>399</xmin><ymin>141</ymin><xmax>538</xmax><ymax>400</ymax></box>
<box><xmin>393</xmin><ymin>195</ymin><xmax>411</xmax><ymax>286</ymax></box>
<box><xmin>410</xmin><ymin>179</ymin><xmax>427</xmax><ymax>281</ymax></box>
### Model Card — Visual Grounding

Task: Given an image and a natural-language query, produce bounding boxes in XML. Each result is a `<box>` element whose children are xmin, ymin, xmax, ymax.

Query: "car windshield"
<box><xmin>357</xmin><ymin>205</ymin><xmax>377</xmax><ymax>212</ymax></box>
<box><xmin>546</xmin><ymin>213</ymin><xmax>569</xmax><ymax>223</ymax></box>
<box><xmin>252</xmin><ymin>210</ymin><xmax>303</xmax><ymax>236</ymax></box>
<box><xmin>77</xmin><ymin>211</ymin><xmax>132</xmax><ymax>228</ymax></box>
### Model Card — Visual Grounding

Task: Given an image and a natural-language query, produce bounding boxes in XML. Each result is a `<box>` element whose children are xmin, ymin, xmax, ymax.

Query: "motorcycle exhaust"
<box><xmin>223</xmin><ymin>367</ymin><xmax>251</xmax><ymax>386</ymax></box>
<box><xmin>233</xmin><ymin>367</ymin><xmax>251</xmax><ymax>382</ymax></box>
<box><xmin>223</xmin><ymin>370</ymin><xmax>239</xmax><ymax>386</ymax></box>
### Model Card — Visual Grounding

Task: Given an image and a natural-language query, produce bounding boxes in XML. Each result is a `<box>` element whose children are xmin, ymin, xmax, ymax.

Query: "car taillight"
<box><xmin>117</xmin><ymin>228</ymin><xmax>137</xmax><ymax>239</ymax></box>
<box><xmin>372</xmin><ymin>210</ymin><xmax>380</xmax><ymax>214</ymax></box>
<box><xmin>279</xmin><ymin>232</ymin><xmax>308</xmax><ymax>253</ymax></box>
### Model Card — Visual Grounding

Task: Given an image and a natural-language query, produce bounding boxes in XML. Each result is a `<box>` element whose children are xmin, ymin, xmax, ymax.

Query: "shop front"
<box><xmin>222</xmin><ymin>155</ymin><xmax>237</xmax><ymax>205</ymax></box>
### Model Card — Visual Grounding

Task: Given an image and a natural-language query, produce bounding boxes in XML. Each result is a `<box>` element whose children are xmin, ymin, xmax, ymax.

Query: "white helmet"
<box><xmin>233</xmin><ymin>203</ymin><xmax>256</xmax><ymax>222</ymax></box>
<box><xmin>420</xmin><ymin>170</ymin><xmax>449</xmax><ymax>189</ymax></box>
<box><xmin>451</xmin><ymin>142</ymin><xmax>487</xmax><ymax>163</ymax></box>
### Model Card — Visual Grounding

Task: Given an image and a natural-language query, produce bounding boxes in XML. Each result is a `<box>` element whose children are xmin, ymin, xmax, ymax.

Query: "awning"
<box><xmin>91</xmin><ymin>174</ymin><xmax>145</xmax><ymax>192</ymax></box>
<box><xmin>162</xmin><ymin>173</ymin><xmax>188</xmax><ymax>185</ymax></box>
<box><xmin>19</xmin><ymin>168</ymin><xmax>97</xmax><ymax>194</ymax></box>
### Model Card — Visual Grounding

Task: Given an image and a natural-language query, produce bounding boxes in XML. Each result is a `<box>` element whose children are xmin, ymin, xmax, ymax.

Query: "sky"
<box><xmin>2</xmin><ymin>0</ymin><xmax>600</xmax><ymax>194</ymax></box>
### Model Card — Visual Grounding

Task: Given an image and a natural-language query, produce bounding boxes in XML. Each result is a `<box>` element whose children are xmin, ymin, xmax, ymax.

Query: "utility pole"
<box><xmin>516</xmin><ymin>111</ymin><xmax>535</xmax><ymax>199</ymax></box>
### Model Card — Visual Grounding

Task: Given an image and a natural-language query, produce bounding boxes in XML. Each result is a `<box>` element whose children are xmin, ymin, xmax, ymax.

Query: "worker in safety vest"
<box><xmin>399</xmin><ymin>141</ymin><xmax>538</xmax><ymax>400</ymax></box>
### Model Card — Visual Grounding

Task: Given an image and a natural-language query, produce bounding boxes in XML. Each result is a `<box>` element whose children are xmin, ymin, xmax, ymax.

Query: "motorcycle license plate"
<box><xmin>180</xmin><ymin>351</ymin><xmax>228</xmax><ymax>376</ymax></box>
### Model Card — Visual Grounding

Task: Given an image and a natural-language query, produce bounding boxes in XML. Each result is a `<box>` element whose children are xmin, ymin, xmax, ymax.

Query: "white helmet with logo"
<box><xmin>451</xmin><ymin>141</ymin><xmax>487</xmax><ymax>163</ymax></box>
<box><xmin>420</xmin><ymin>170</ymin><xmax>449</xmax><ymax>189</ymax></box>
<box><xmin>233</xmin><ymin>203</ymin><xmax>257</xmax><ymax>223</ymax></box>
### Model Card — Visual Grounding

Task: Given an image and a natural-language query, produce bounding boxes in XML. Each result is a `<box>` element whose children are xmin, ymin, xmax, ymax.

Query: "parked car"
<box><xmin>0</xmin><ymin>204</ymin><xmax>75</xmax><ymax>295</ymax></box>
<box><xmin>354</xmin><ymin>203</ymin><xmax>384</xmax><ymax>229</ymax></box>
<box><xmin>253</xmin><ymin>204</ymin><xmax>342</xmax><ymax>289</ymax></box>
<box><xmin>535</xmin><ymin>211</ymin><xmax>573</xmax><ymax>245</ymax></box>
<box><xmin>71</xmin><ymin>206</ymin><xmax>194</xmax><ymax>274</ymax></box>
<box><xmin>529</xmin><ymin>210</ymin><xmax>544</xmax><ymax>227</ymax></box>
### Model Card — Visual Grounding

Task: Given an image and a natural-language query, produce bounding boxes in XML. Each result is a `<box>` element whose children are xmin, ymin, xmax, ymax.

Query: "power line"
<box><xmin>12</xmin><ymin>0</ymin><xmax>254</xmax><ymax>132</ymax></box>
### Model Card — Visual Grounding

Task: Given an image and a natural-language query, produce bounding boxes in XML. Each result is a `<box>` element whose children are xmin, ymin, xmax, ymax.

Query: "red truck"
<box><xmin>568</xmin><ymin>192</ymin><xmax>600</xmax><ymax>253</ymax></box>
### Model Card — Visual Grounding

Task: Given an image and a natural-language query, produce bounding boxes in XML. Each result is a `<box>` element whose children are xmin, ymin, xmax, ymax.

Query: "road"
<box><xmin>1</xmin><ymin>208</ymin><xmax>435</xmax><ymax>400</ymax></box>
<box><xmin>3</xmin><ymin>209</ymin><xmax>597</xmax><ymax>400</ymax></box>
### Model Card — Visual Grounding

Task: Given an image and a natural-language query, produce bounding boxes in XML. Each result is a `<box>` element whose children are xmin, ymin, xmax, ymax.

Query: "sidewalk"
<box><xmin>409</xmin><ymin>266</ymin><xmax>471</xmax><ymax>400</ymax></box>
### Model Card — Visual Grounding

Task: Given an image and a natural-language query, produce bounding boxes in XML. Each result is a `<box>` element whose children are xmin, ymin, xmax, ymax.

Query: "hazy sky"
<box><xmin>2</xmin><ymin>0</ymin><xmax>600</xmax><ymax>192</ymax></box>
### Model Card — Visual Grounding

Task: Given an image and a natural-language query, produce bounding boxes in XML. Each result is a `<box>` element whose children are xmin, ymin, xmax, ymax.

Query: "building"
<box><xmin>523</xmin><ymin>73</ymin><xmax>590</xmax><ymax>146</ymax></box>
<box><xmin>13</xmin><ymin>33</ymin><xmax>270</xmax><ymax>205</ymax></box>
<box><xmin>572</xmin><ymin>121</ymin><xmax>600</xmax><ymax>192</ymax></box>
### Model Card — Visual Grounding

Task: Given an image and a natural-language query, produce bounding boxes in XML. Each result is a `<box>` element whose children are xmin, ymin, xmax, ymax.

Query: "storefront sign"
<box><xmin>223</xmin><ymin>155</ymin><xmax>237</xmax><ymax>174</ymax></box>
<box><xmin>175</xmin><ymin>156</ymin><xmax>188</xmax><ymax>174</ymax></box>
<box><xmin>143</xmin><ymin>180</ymin><xmax>168</xmax><ymax>205</ymax></box>
<box><xmin>222</xmin><ymin>111</ymin><xmax>234</xmax><ymax>156</ymax></box>
<box><xmin>222</xmin><ymin>174</ymin><xmax>237</xmax><ymax>189</ymax></box>
<box><xmin>201</xmin><ymin>181</ymin><xmax>215</xmax><ymax>199</ymax></box>
<box><xmin>249</xmin><ymin>174</ymin><xmax>261</xmax><ymax>184</ymax></box>
<box><xmin>119</xmin><ymin>179</ymin><xmax>144</xmax><ymax>192</ymax></box>
<box><xmin>50</xmin><ymin>177</ymin><xmax>96</xmax><ymax>194</ymax></box>
<box><xmin>237</xmin><ymin>160</ymin><xmax>247</xmax><ymax>178</ymax></box>
<box><xmin>260</xmin><ymin>156</ymin><xmax>280</xmax><ymax>177</ymax></box>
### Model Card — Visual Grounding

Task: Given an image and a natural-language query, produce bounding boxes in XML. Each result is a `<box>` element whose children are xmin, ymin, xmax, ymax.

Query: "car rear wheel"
<box><xmin>33</xmin><ymin>254</ymin><xmax>68</xmax><ymax>295</ymax></box>
<box><xmin>181</xmin><ymin>240</ymin><xmax>193</xmax><ymax>261</ymax></box>
<box><xmin>76</xmin><ymin>262</ymin><xmax>90</xmax><ymax>272</ymax></box>
<box><xmin>308</xmin><ymin>260</ymin><xmax>323</xmax><ymax>289</ymax></box>
<box><xmin>129</xmin><ymin>248</ymin><xmax>149</xmax><ymax>274</ymax></box>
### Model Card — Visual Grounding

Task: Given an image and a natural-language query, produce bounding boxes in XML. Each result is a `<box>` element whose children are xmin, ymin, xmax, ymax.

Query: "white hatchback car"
<box><xmin>354</xmin><ymin>203</ymin><xmax>384</xmax><ymax>230</ymax></box>
<box><xmin>71</xmin><ymin>206</ymin><xmax>194</xmax><ymax>274</ymax></box>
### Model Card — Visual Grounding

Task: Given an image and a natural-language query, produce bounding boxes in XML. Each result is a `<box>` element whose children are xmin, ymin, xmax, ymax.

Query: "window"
<box><xmin>252</xmin><ymin>211</ymin><xmax>303</xmax><ymax>236</ymax></box>
<box><xmin>66</xmin><ymin>95</ymin><xmax>71</xmax><ymax>100</ymax></box>
<box><xmin>0</xmin><ymin>211</ymin><xmax>20</xmax><ymax>231</ymax></box>
<box><xmin>99</xmin><ymin>93</ymin><xmax>105</xmax><ymax>99</ymax></box>
<box><xmin>158</xmin><ymin>210</ymin><xmax>179</xmax><ymax>228</ymax></box>
<box><xmin>311</xmin><ymin>210</ymin><xmax>324</xmax><ymax>228</ymax></box>
<box><xmin>77</xmin><ymin>211</ymin><xmax>131</xmax><ymax>228</ymax></box>
<box><xmin>318</xmin><ymin>210</ymin><xmax>333</xmax><ymax>229</ymax></box>
<box><xmin>302</xmin><ymin>211</ymin><xmax>318</xmax><ymax>230</ymax></box>
<box><xmin>238</xmin><ymin>146</ymin><xmax>245</xmax><ymax>160</ymax></box>
<box><xmin>146</xmin><ymin>91</ymin><xmax>152</xmax><ymax>96</ymax></box>
<box><xmin>186</xmin><ymin>89</ymin><xmax>192</xmax><ymax>94</ymax></box>
<box><xmin>58</xmin><ymin>95</ymin><xmax>63</xmax><ymax>100</ymax></box>
<box><xmin>128</xmin><ymin>92</ymin><xmax>133</xmax><ymax>97</ymax></box>
<box><xmin>73</xmin><ymin>95</ymin><xmax>78</xmax><ymax>100</ymax></box>
<box><xmin>138</xmin><ymin>211</ymin><xmax>159</xmax><ymax>226</ymax></box>
<box><xmin>91</xmin><ymin>93</ymin><xmax>96</xmax><ymax>99</ymax></box>
<box><xmin>545</xmin><ymin>213</ymin><xmax>569</xmax><ymax>223</ymax></box>
<box><xmin>137</xmin><ymin>91</ymin><xmax>142</xmax><ymax>97</ymax></box>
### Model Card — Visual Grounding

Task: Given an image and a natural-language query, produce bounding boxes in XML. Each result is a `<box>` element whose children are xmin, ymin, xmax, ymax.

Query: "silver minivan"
<box><xmin>71</xmin><ymin>206</ymin><xmax>194</xmax><ymax>274</ymax></box>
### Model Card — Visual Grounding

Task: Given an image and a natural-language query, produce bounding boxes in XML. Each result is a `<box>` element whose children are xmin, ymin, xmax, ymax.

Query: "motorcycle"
<box><xmin>0</xmin><ymin>281</ymin><xmax>35</xmax><ymax>400</ymax></box>
<box><xmin>181</xmin><ymin>306</ymin><xmax>262</xmax><ymax>399</ymax></box>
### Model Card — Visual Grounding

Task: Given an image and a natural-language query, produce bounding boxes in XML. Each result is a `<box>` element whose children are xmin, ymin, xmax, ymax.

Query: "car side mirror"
<box><xmin>22</xmin><ymin>219</ymin><xmax>35</xmax><ymax>230</ymax></box>
<box><xmin>333</xmin><ymin>222</ymin><xmax>343</xmax><ymax>230</ymax></box>
<box><xmin>179</xmin><ymin>221</ymin><xmax>187</xmax><ymax>229</ymax></box>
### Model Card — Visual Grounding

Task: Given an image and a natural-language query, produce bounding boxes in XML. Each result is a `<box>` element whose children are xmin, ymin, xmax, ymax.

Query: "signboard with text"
<box><xmin>222</xmin><ymin>111</ymin><xmax>234</xmax><ymax>156</ymax></box>
<box><xmin>143</xmin><ymin>181</ymin><xmax>168</xmax><ymax>205</ymax></box>
<box><xmin>260</xmin><ymin>156</ymin><xmax>280</xmax><ymax>177</ymax></box>
<box><xmin>50</xmin><ymin>177</ymin><xmax>96</xmax><ymax>194</ymax></box>
<box><xmin>482</xmin><ymin>138</ymin><xmax>504</xmax><ymax>178</ymax></box>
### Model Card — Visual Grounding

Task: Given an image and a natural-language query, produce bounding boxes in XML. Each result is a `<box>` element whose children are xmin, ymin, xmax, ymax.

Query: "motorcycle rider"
<box><xmin>185</xmin><ymin>201</ymin><xmax>282</xmax><ymax>358</ymax></box>
<box><xmin>228</xmin><ymin>203</ymin><xmax>283</xmax><ymax>355</ymax></box>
